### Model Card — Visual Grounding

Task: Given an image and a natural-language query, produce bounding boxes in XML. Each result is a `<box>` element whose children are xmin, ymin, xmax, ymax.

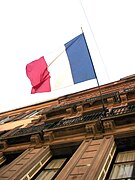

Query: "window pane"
<box><xmin>110</xmin><ymin>163</ymin><xmax>133</xmax><ymax>179</ymax></box>
<box><xmin>35</xmin><ymin>169</ymin><xmax>57</xmax><ymax>180</ymax></box>
<box><xmin>35</xmin><ymin>158</ymin><xmax>67</xmax><ymax>180</ymax></box>
<box><xmin>45</xmin><ymin>158</ymin><xmax>67</xmax><ymax>169</ymax></box>
<box><xmin>109</xmin><ymin>150</ymin><xmax>135</xmax><ymax>179</ymax></box>
<box><xmin>116</xmin><ymin>150</ymin><xmax>135</xmax><ymax>162</ymax></box>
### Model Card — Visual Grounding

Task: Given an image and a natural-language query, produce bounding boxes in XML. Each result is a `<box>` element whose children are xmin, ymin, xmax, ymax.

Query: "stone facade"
<box><xmin>0</xmin><ymin>74</ymin><xmax>135</xmax><ymax>179</ymax></box>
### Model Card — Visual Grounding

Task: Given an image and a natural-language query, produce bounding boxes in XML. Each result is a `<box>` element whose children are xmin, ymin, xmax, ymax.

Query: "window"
<box><xmin>34</xmin><ymin>158</ymin><xmax>67</xmax><ymax>180</ymax></box>
<box><xmin>0</xmin><ymin>151</ymin><xmax>23</xmax><ymax>171</ymax></box>
<box><xmin>0</xmin><ymin>116</ymin><xmax>13</xmax><ymax>124</ymax></box>
<box><xmin>108</xmin><ymin>150</ymin><xmax>135</xmax><ymax>180</ymax></box>
<box><xmin>32</xmin><ymin>142</ymin><xmax>80</xmax><ymax>180</ymax></box>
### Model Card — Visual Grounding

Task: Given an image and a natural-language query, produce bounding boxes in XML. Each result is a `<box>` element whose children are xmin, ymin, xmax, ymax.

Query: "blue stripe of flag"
<box><xmin>64</xmin><ymin>33</ymin><xmax>96</xmax><ymax>84</ymax></box>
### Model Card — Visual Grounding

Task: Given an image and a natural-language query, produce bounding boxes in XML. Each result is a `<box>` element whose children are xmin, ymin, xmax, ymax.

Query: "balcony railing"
<box><xmin>110</xmin><ymin>104</ymin><xmax>135</xmax><ymax>116</ymax></box>
<box><xmin>1</xmin><ymin>104</ymin><xmax>135</xmax><ymax>139</ymax></box>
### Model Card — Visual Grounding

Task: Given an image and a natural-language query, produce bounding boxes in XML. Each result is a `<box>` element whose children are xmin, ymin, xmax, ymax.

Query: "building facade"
<box><xmin>0</xmin><ymin>75</ymin><xmax>135</xmax><ymax>180</ymax></box>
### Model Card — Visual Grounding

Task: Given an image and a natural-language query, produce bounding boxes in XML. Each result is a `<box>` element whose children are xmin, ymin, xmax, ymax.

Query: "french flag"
<box><xmin>26</xmin><ymin>33</ymin><xmax>96</xmax><ymax>94</ymax></box>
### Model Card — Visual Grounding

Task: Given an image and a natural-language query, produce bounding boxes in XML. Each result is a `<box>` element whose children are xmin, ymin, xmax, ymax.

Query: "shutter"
<box><xmin>0</xmin><ymin>146</ymin><xmax>52</xmax><ymax>180</ymax></box>
<box><xmin>56</xmin><ymin>136</ymin><xmax>116</xmax><ymax>180</ymax></box>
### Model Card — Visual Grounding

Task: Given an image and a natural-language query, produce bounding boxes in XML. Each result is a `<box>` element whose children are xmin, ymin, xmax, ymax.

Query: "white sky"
<box><xmin>0</xmin><ymin>0</ymin><xmax>135</xmax><ymax>113</ymax></box>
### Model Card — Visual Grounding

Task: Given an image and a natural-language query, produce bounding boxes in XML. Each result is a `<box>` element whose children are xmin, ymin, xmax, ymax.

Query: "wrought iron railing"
<box><xmin>1</xmin><ymin>104</ymin><xmax>135</xmax><ymax>139</ymax></box>
<box><xmin>41</xmin><ymin>92</ymin><xmax>120</xmax><ymax>114</ymax></box>
<box><xmin>0</xmin><ymin>122</ymin><xmax>55</xmax><ymax>138</ymax></box>
<box><xmin>53</xmin><ymin>111</ymin><xmax>104</xmax><ymax>128</ymax></box>
<box><xmin>109</xmin><ymin>104</ymin><xmax>135</xmax><ymax>116</ymax></box>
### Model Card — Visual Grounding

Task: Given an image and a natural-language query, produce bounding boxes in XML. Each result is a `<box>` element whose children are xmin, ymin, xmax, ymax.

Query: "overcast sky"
<box><xmin>0</xmin><ymin>0</ymin><xmax>135</xmax><ymax>113</ymax></box>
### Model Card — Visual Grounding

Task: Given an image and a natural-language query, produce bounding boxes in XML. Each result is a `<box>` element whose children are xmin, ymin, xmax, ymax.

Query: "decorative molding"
<box><xmin>0</xmin><ymin>141</ymin><xmax>8</xmax><ymax>149</ymax></box>
<box><xmin>103</xmin><ymin>120</ymin><xmax>115</xmax><ymax>132</ymax></box>
<box><xmin>85</xmin><ymin>124</ymin><xmax>97</xmax><ymax>135</ymax></box>
<box><xmin>30</xmin><ymin>134</ymin><xmax>42</xmax><ymax>144</ymax></box>
<box><xmin>120</xmin><ymin>93</ymin><xmax>127</xmax><ymax>105</ymax></box>
<box><xmin>43</xmin><ymin>131</ymin><xmax>54</xmax><ymax>142</ymax></box>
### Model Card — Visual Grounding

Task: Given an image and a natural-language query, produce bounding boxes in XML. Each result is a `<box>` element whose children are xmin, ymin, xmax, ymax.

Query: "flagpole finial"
<box><xmin>81</xmin><ymin>27</ymin><xmax>84</xmax><ymax>33</ymax></box>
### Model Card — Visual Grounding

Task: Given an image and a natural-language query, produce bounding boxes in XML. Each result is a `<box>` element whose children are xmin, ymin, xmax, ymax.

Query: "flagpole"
<box><xmin>81</xmin><ymin>28</ymin><xmax>106</xmax><ymax>117</ymax></box>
